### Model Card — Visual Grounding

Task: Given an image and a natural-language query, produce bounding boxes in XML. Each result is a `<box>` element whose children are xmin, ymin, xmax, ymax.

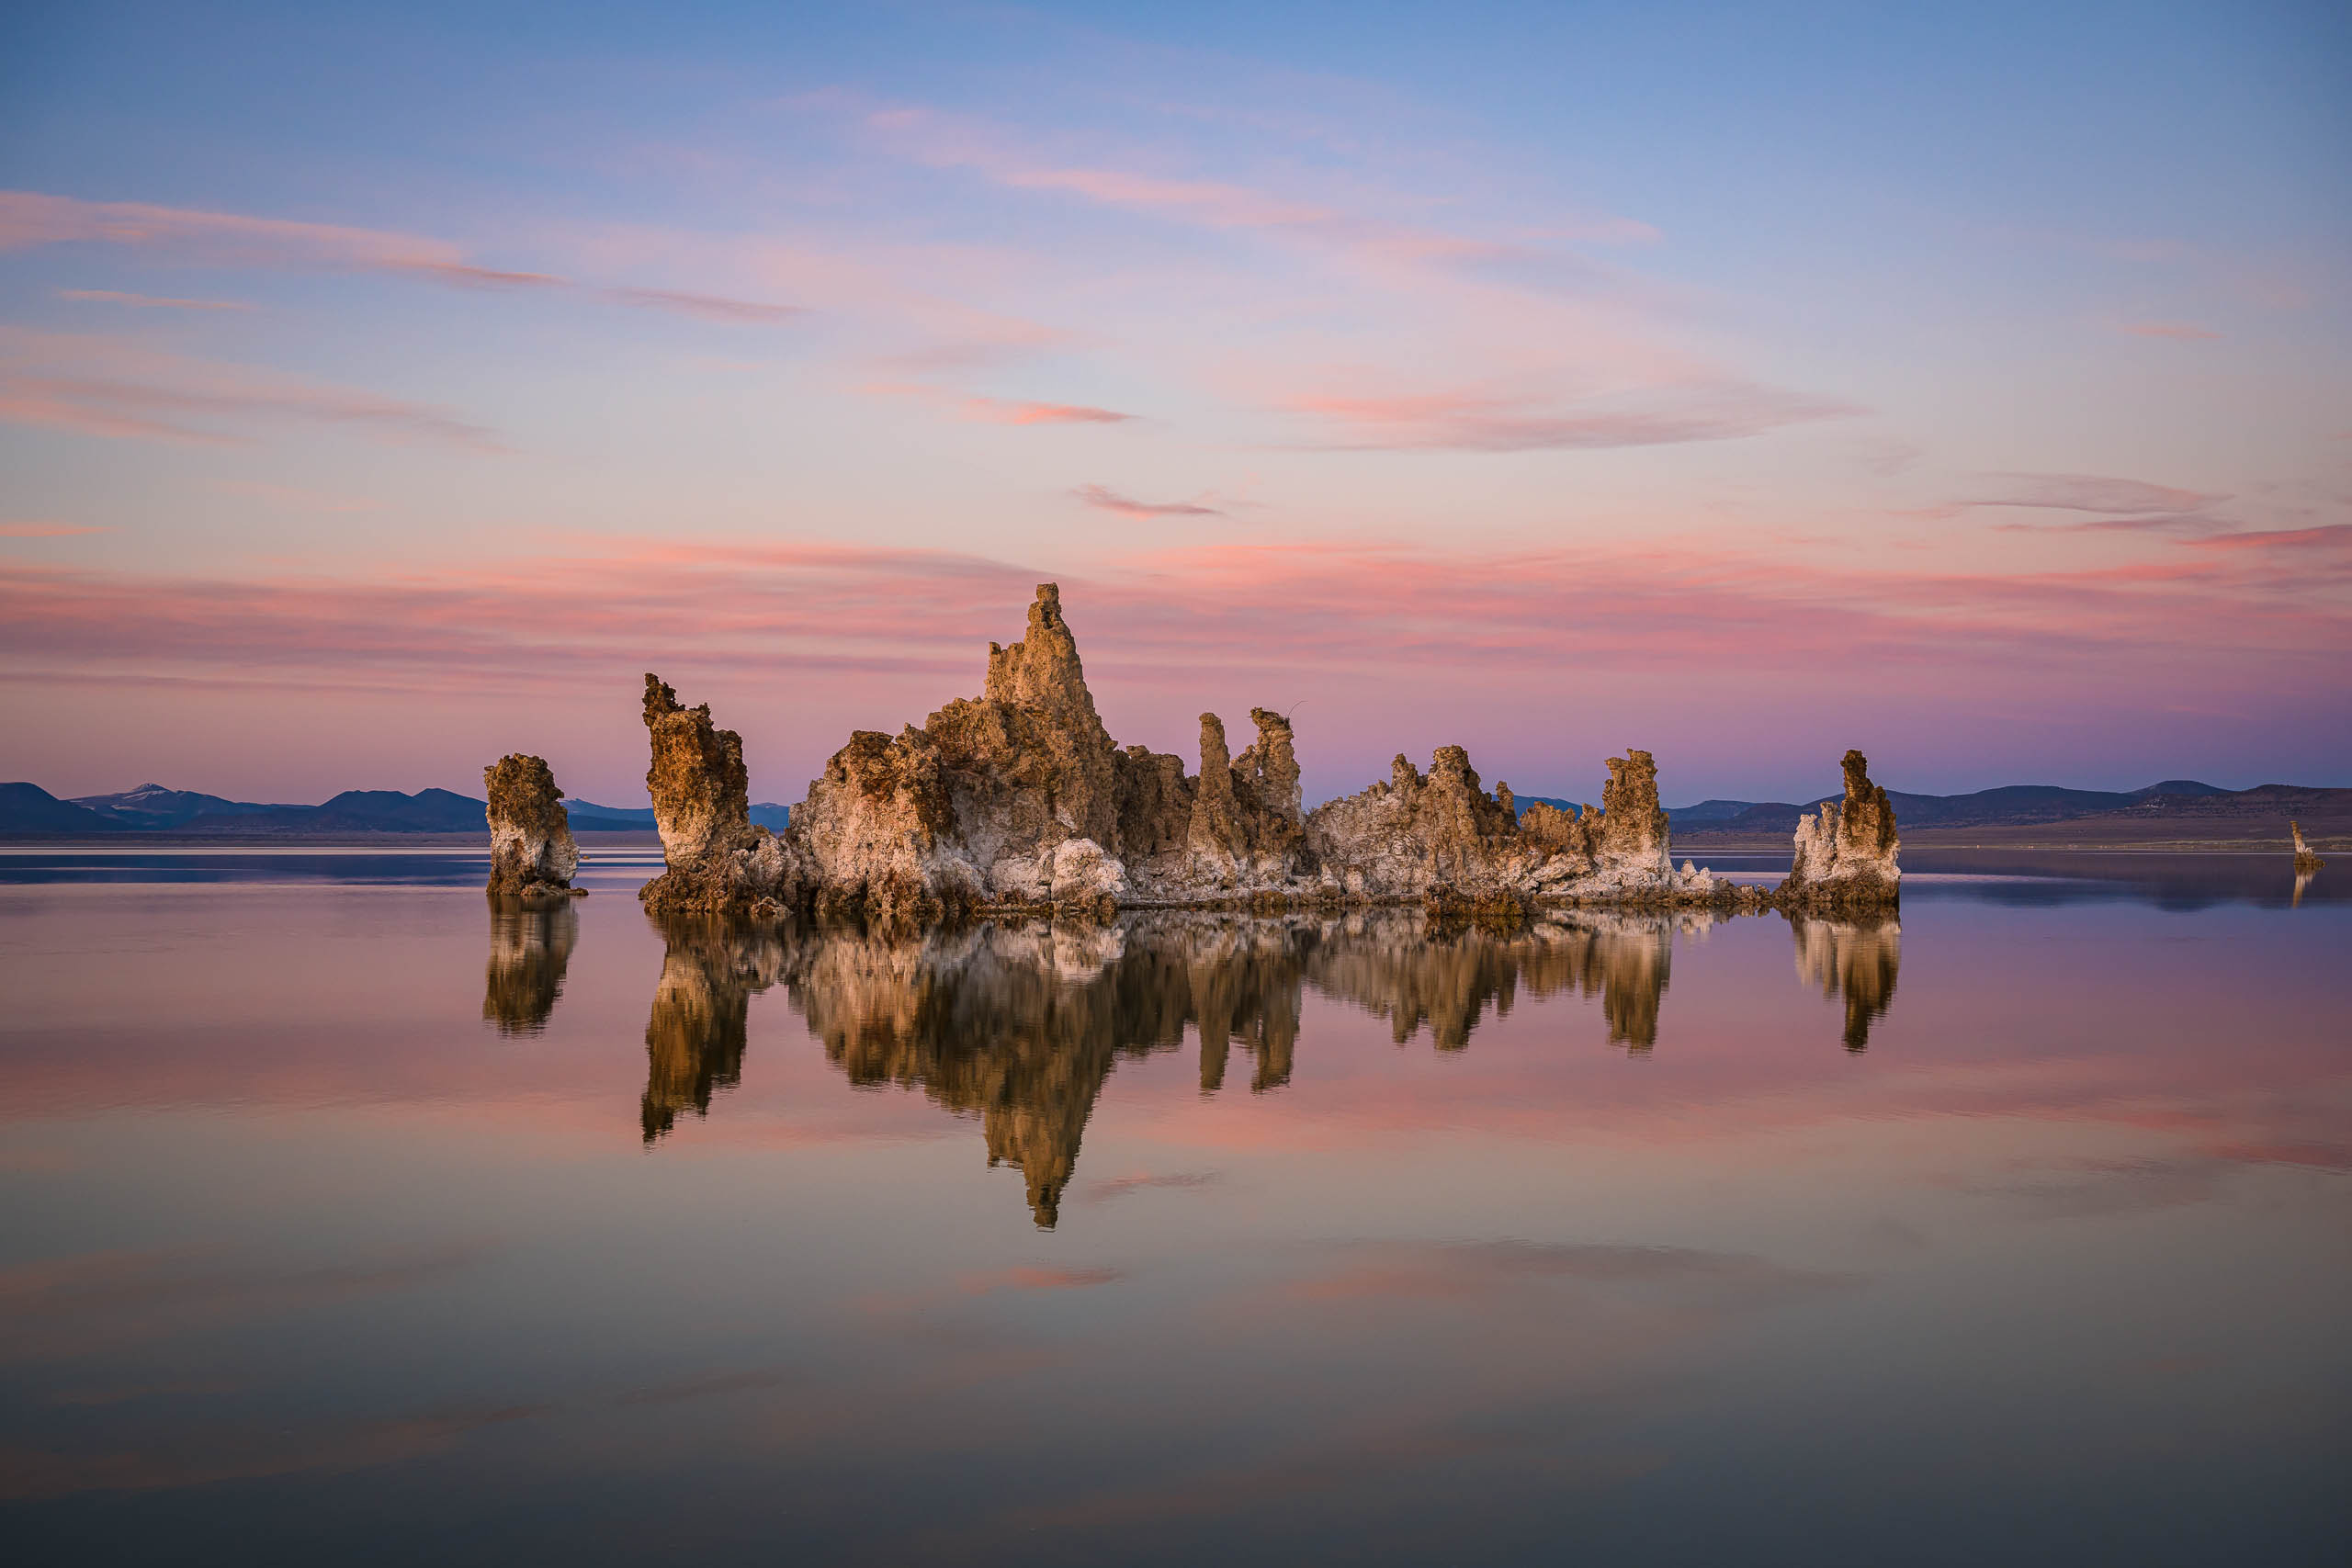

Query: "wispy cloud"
<box><xmin>842</xmin><ymin>96</ymin><xmax>1666</xmax><ymax>295</ymax></box>
<box><xmin>2182</xmin><ymin>523</ymin><xmax>2352</xmax><ymax>554</ymax></box>
<box><xmin>962</xmin><ymin>397</ymin><xmax>1134</xmax><ymax>425</ymax></box>
<box><xmin>857</xmin><ymin>103</ymin><xmax>1337</xmax><ymax>231</ymax></box>
<box><xmin>2116</xmin><ymin>319</ymin><xmax>2220</xmax><ymax>341</ymax></box>
<box><xmin>4</xmin><ymin>525</ymin><xmax>2343</xmax><ymax>715</ymax></box>
<box><xmin>1990</xmin><ymin>513</ymin><xmax>2223</xmax><ymax>537</ymax></box>
<box><xmin>1962</xmin><ymin>472</ymin><xmax>2236</xmax><ymax>537</ymax></box>
<box><xmin>605</xmin><ymin>287</ymin><xmax>804</xmax><ymax>323</ymax></box>
<box><xmin>860</xmin><ymin>380</ymin><xmax>1136</xmax><ymax>426</ymax></box>
<box><xmin>2</xmin><ymin>191</ymin><xmax>800</xmax><ymax>325</ymax></box>
<box><xmin>0</xmin><ymin>329</ymin><xmax>504</xmax><ymax>452</ymax></box>
<box><xmin>1282</xmin><ymin>381</ymin><xmax>1859</xmax><ymax>452</ymax></box>
<box><xmin>1961</xmin><ymin>473</ymin><xmax>2226</xmax><ymax>514</ymax></box>
<box><xmin>57</xmin><ymin>288</ymin><xmax>253</xmax><ymax>311</ymax></box>
<box><xmin>1073</xmin><ymin>484</ymin><xmax>1222</xmax><ymax>518</ymax></box>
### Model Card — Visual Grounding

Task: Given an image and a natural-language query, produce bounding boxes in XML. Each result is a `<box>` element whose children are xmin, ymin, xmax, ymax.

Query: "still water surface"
<box><xmin>2</xmin><ymin>849</ymin><xmax>2345</xmax><ymax>1564</ymax></box>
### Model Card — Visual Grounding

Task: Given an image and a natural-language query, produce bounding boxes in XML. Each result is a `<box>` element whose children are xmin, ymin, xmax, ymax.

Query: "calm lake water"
<box><xmin>3</xmin><ymin>847</ymin><xmax>2346</xmax><ymax>1565</ymax></box>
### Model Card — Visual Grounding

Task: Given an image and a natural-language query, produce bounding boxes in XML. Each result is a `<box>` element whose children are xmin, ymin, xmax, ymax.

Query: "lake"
<box><xmin>2</xmin><ymin>847</ymin><xmax>2345</xmax><ymax>1565</ymax></box>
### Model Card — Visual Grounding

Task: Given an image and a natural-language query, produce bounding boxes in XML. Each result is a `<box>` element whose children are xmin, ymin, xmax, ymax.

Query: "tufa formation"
<box><xmin>2290</xmin><ymin>821</ymin><xmax>2324</xmax><ymax>872</ymax></box>
<box><xmin>1777</xmin><ymin>750</ymin><xmax>1901</xmax><ymax>910</ymax></box>
<box><xmin>484</xmin><ymin>753</ymin><xmax>582</xmax><ymax>899</ymax></box>
<box><xmin>789</xmin><ymin>584</ymin><xmax>1316</xmax><ymax>918</ymax></box>
<box><xmin>632</xmin><ymin>582</ymin><xmax>1894</xmax><ymax>919</ymax></box>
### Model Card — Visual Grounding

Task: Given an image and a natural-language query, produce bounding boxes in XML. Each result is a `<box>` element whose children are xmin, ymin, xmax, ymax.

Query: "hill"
<box><xmin>3</xmin><ymin>782</ymin><xmax>791</xmax><ymax>838</ymax></box>
<box><xmin>1487</xmin><ymin>777</ymin><xmax>2349</xmax><ymax>846</ymax></box>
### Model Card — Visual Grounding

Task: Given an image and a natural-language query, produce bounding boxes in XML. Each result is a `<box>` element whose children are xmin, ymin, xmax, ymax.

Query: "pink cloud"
<box><xmin>1281</xmin><ymin>381</ymin><xmax>1859</xmax><ymax>452</ymax></box>
<box><xmin>858</xmin><ymin>381</ymin><xmax>1135</xmax><ymax>426</ymax></box>
<box><xmin>960</xmin><ymin>397</ymin><xmax>1135</xmax><ymax>425</ymax></box>
<box><xmin>2180</xmin><ymin>523</ymin><xmax>2352</xmax><ymax>555</ymax></box>
<box><xmin>2</xmin><ymin>526</ymin><xmax>2342</xmax><ymax>711</ymax></box>
<box><xmin>1073</xmin><ymin>484</ymin><xmax>1221</xmax><ymax>519</ymax></box>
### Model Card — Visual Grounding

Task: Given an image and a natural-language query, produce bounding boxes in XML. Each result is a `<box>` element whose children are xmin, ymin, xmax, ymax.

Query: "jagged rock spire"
<box><xmin>637</xmin><ymin>674</ymin><xmax>799</xmax><ymax>914</ymax></box>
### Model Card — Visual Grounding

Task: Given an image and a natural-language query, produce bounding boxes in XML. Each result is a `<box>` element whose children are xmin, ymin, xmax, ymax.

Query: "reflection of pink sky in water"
<box><xmin>1</xmin><ymin>879</ymin><xmax>2346</xmax><ymax>1556</ymax></box>
<box><xmin>3</xmin><ymin>887</ymin><xmax>2340</xmax><ymax>1179</ymax></box>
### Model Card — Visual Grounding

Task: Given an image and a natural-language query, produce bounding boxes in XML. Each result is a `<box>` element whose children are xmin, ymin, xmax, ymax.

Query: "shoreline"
<box><xmin>5</xmin><ymin>832</ymin><xmax>2329</xmax><ymax>856</ymax></box>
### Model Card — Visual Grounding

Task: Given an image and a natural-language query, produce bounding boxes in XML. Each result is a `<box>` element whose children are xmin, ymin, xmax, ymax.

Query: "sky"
<box><xmin>1</xmin><ymin>0</ymin><xmax>2346</xmax><ymax>808</ymax></box>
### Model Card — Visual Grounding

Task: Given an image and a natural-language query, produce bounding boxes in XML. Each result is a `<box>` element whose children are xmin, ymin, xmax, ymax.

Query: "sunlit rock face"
<box><xmin>1791</xmin><ymin>914</ymin><xmax>1902</xmax><ymax>1051</ymax></box>
<box><xmin>1779</xmin><ymin>750</ymin><xmax>1901</xmax><ymax>911</ymax></box>
<box><xmin>1127</xmin><ymin>708</ymin><xmax>1308</xmax><ymax>902</ymax></box>
<box><xmin>640</xmin><ymin>916</ymin><xmax>793</xmax><ymax>1141</ymax></box>
<box><xmin>1590</xmin><ymin>750</ymin><xmax>1674</xmax><ymax>886</ymax></box>
<box><xmin>482</xmin><ymin>899</ymin><xmax>578</xmax><ymax>1034</ymax></box>
<box><xmin>1304</xmin><ymin>747</ymin><xmax>1522</xmax><ymax>907</ymax></box>
<box><xmin>638</xmin><ymin>675</ymin><xmax>804</xmax><ymax>915</ymax></box>
<box><xmin>1304</xmin><ymin>746</ymin><xmax>1730</xmax><ymax>909</ymax></box>
<box><xmin>795</xmin><ymin>584</ymin><xmax>1316</xmax><ymax>917</ymax></box>
<box><xmin>785</xmin><ymin>584</ymin><xmax>1759</xmax><ymax>915</ymax></box>
<box><xmin>483</xmin><ymin>753</ymin><xmax>580</xmax><ymax>898</ymax></box>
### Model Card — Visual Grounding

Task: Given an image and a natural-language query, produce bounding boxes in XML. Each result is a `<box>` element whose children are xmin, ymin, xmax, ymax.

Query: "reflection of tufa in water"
<box><xmin>629</xmin><ymin>909</ymin><xmax>1782</xmax><ymax>1223</ymax></box>
<box><xmin>1791</xmin><ymin>916</ymin><xmax>1901</xmax><ymax>1051</ymax></box>
<box><xmin>790</xmin><ymin>919</ymin><xmax>1306</xmax><ymax>1224</ymax></box>
<box><xmin>1308</xmin><ymin>910</ymin><xmax>1683</xmax><ymax>1051</ymax></box>
<box><xmin>483</xmin><ymin>899</ymin><xmax>578</xmax><ymax>1035</ymax></box>
<box><xmin>641</xmin><ymin>918</ymin><xmax>791</xmax><ymax>1141</ymax></box>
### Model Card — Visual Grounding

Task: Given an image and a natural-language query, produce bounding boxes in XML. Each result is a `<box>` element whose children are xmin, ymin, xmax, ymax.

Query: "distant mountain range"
<box><xmin>0</xmin><ymin>782</ymin><xmax>790</xmax><ymax>837</ymax></box>
<box><xmin>3</xmin><ymin>774</ymin><xmax>2339</xmax><ymax>840</ymax></box>
<box><xmin>1523</xmin><ymin>777</ymin><xmax>2344</xmax><ymax>833</ymax></box>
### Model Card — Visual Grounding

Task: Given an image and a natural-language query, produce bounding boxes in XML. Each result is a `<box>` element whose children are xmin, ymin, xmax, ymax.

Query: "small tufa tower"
<box><xmin>1778</xmin><ymin>750</ymin><xmax>1900</xmax><ymax>910</ymax></box>
<box><xmin>2291</xmin><ymin>821</ymin><xmax>2324</xmax><ymax>873</ymax></box>
<box><xmin>484</xmin><ymin>753</ymin><xmax>582</xmax><ymax>899</ymax></box>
